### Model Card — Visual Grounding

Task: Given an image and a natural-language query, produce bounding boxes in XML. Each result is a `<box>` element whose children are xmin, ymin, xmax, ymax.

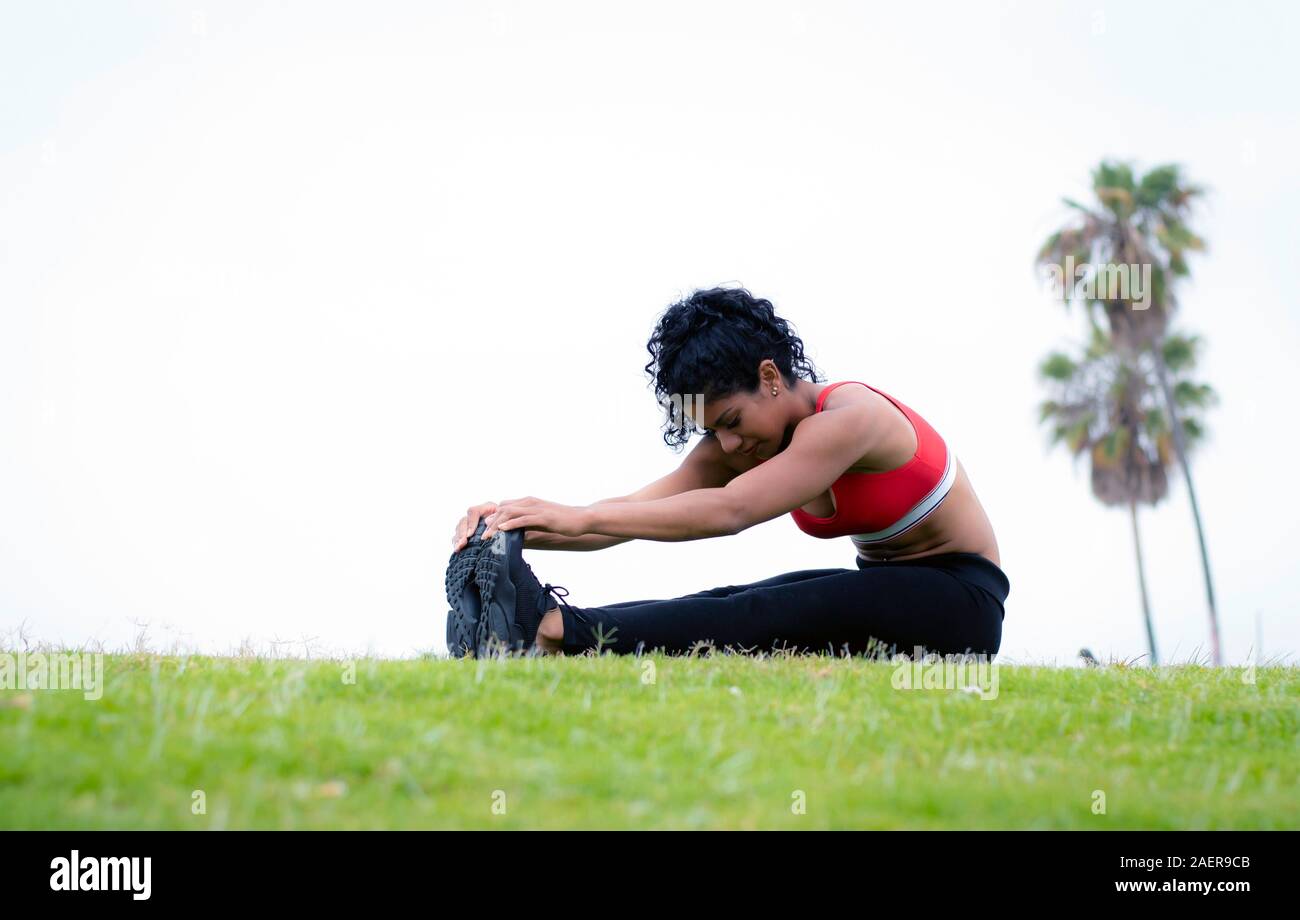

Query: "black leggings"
<box><xmin>556</xmin><ymin>552</ymin><xmax>1010</xmax><ymax>658</ymax></box>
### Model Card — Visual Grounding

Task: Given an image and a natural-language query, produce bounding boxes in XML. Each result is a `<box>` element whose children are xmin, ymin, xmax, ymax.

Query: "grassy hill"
<box><xmin>2</xmin><ymin>650</ymin><xmax>1295</xmax><ymax>829</ymax></box>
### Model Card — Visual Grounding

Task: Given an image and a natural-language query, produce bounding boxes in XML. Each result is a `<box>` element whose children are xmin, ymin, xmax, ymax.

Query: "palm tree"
<box><xmin>1037</xmin><ymin>325</ymin><xmax>1216</xmax><ymax>665</ymax></box>
<box><xmin>1037</xmin><ymin>160</ymin><xmax>1222</xmax><ymax>664</ymax></box>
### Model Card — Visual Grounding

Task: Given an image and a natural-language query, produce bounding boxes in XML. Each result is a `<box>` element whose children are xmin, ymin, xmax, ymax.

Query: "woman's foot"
<box><xmin>445</xmin><ymin>519</ymin><xmax>491</xmax><ymax>657</ymax></box>
<box><xmin>475</xmin><ymin>528</ymin><xmax>577</xmax><ymax>655</ymax></box>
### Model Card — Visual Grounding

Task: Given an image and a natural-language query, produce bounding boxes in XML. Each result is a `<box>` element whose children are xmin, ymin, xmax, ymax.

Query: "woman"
<box><xmin>446</xmin><ymin>285</ymin><xmax>1008</xmax><ymax>659</ymax></box>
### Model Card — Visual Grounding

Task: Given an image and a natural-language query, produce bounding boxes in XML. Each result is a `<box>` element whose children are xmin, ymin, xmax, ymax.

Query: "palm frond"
<box><xmin>1038</xmin><ymin>352</ymin><xmax>1078</xmax><ymax>382</ymax></box>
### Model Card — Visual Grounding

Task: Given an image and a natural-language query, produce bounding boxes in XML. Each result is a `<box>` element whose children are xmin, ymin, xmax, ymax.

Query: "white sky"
<box><xmin>2</xmin><ymin>0</ymin><xmax>1296</xmax><ymax>664</ymax></box>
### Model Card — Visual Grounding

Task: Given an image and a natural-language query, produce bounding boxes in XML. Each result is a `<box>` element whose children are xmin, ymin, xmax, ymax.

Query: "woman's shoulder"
<box><xmin>819</xmin><ymin>381</ymin><xmax>920</xmax><ymax>472</ymax></box>
<box><xmin>820</xmin><ymin>381</ymin><xmax>894</xmax><ymax>417</ymax></box>
<box><xmin>819</xmin><ymin>380</ymin><xmax>871</xmax><ymax>406</ymax></box>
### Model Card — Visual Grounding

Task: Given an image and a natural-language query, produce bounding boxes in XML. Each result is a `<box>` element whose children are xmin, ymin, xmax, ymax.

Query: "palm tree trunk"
<box><xmin>1129</xmin><ymin>500</ymin><xmax>1159</xmax><ymax>666</ymax></box>
<box><xmin>1151</xmin><ymin>343</ymin><xmax>1222</xmax><ymax>665</ymax></box>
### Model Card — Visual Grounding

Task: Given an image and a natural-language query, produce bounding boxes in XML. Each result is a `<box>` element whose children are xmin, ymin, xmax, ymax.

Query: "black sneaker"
<box><xmin>474</xmin><ymin>527</ymin><xmax>575</xmax><ymax>654</ymax></box>
<box><xmin>444</xmin><ymin>518</ymin><xmax>491</xmax><ymax>657</ymax></box>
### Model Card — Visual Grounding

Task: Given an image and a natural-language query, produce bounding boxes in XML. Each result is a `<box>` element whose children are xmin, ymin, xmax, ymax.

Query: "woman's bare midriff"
<box><xmin>728</xmin><ymin>384</ymin><xmax>1002</xmax><ymax>569</ymax></box>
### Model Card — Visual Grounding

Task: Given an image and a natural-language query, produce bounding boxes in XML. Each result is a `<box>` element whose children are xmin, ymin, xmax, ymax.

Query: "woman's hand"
<box><xmin>452</xmin><ymin>501</ymin><xmax>499</xmax><ymax>552</ymax></box>
<box><xmin>481</xmin><ymin>496</ymin><xmax>592</xmax><ymax>542</ymax></box>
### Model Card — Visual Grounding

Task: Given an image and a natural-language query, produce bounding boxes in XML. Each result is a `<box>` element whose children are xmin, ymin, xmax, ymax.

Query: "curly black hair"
<box><xmin>644</xmin><ymin>284</ymin><xmax>824</xmax><ymax>449</ymax></box>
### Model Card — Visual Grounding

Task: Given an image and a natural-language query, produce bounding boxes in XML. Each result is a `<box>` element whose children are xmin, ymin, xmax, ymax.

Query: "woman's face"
<box><xmin>691</xmin><ymin>374</ymin><xmax>788</xmax><ymax>460</ymax></box>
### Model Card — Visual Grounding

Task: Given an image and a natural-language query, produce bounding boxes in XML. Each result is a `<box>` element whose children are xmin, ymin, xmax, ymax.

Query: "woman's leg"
<box><xmin>550</xmin><ymin>562</ymin><xmax>1002</xmax><ymax>658</ymax></box>
<box><xmin>594</xmin><ymin>567</ymin><xmax>854</xmax><ymax>609</ymax></box>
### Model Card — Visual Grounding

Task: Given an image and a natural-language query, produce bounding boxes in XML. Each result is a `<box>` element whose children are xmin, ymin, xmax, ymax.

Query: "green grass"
<box><xmin>1</xmin><ymin>649</ymin><xmax>1296</xmax><ymax>829</ymax></box>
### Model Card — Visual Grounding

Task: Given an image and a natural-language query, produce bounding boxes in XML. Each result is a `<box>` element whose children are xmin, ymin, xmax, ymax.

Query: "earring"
<box><xmin>771</xmin><ymin>388</ymin><xmax>778</xmax><ymax>396</ymax></box>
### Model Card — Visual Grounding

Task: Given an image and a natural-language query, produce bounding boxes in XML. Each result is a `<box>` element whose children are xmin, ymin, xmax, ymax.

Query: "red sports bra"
<box><xmin>774</xmin><ymin>381</ymin><xmax>957</xmax><ymax>546</ymax></box>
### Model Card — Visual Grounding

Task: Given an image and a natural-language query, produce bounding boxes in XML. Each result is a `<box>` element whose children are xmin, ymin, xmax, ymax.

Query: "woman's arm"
<box><xmin>583</xmin><ymin>404</ymin><xmax>878</xmax><ymax>542</ymax></box>
<box><xmin>584</xmin><ymin>488</ymin><xmax>738</xmax><ymax>542</ymax></box>
<box><xmin>522</xmin><ymin>437</ymin><xmax>736</xmax><ymax>551</ymax></box>
<box><xmin>523</xmin><ymin>495</ymin><xmax>635</xmax><ymax>551</ymax></box>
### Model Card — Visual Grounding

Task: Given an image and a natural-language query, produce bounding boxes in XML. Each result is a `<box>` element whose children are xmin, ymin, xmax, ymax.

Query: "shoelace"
<box><xmin>537</xmin><ymin>583</ymin><xmax>577</xmax><ymax>617</ymax></box>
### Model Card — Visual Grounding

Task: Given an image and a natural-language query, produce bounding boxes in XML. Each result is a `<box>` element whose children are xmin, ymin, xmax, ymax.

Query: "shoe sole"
<box><xmin>473</xmin><ymin>529</ymin><xmax>527</xmax><ymax>653</ymax></box>
<box><xmin>445</xmin><ymin>519</ymin><xmax>490</xmax><ymax>657</ymax></box>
